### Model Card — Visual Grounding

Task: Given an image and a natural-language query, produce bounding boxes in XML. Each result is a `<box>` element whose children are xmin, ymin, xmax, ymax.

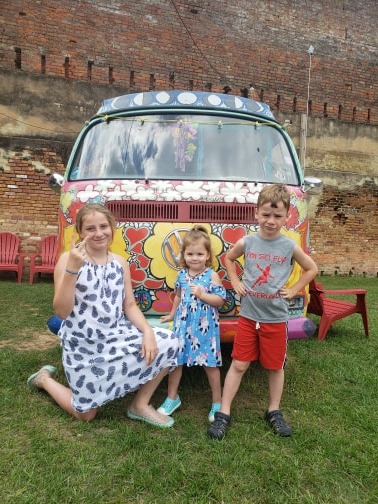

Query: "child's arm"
<box><xmin>224</xmin><ymin>238</ymin><xmax>246</xmax><ymax>296</ymax></box>
<box><xmin>280</xmin><ymin>244</ymin><xmax>318</xmax><ymax>299</ymax></box>
<box><xmin>160</xmin><ymin>291</ymin><xmax>181</xmax><ymax>322</ymax></box>
<box><xmin>53</xmin><ymin>236</ymin><xmax>88</xmax><ymax>319</ymax></box>
<box><xmin>190</xmin><ymin>271</ymin><xmax>224</xmax><ymax>307</ymax></box>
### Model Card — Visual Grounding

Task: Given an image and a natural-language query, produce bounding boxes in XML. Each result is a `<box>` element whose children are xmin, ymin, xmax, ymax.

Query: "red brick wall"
<box><xmin>1</xmin><ymin>0</ymin><xmax>376</xmax><ymax>124</ymax></box>
<box><xmin>0</xmin><ymin>140</ymin><xmax>65</xmax><ymax>259</ymax></box>
<box><xmin>310</xmin><ymin>183</ymin><xmax>378</xmax><ymax>276</ymax></box>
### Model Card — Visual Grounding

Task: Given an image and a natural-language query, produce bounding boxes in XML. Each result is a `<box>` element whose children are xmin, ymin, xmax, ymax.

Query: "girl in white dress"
<box><xmin>27</xmin><ymin>204</ymin><xmax>178</xmax><ymax>428</ymax></box>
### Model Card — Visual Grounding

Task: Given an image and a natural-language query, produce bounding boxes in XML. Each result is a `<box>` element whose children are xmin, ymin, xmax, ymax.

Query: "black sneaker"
<box><xmin>207</xmin><ymin>411</ymin><xmax>231</xmax><ymax>440</ymax></box>
<box><xmin>264</xmin><ymin>410</ymin><xmax>292</xmax><ymax>436</ymax></box>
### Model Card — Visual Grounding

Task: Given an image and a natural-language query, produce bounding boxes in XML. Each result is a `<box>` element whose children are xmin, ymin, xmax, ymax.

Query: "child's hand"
<box><xmin>66</xmin><ymin>236</ymin><xmax>88</xmax><ymax>271</ymax></box>
<box><xmin>190</xmin><ymin>284</ymin><xmax>204</xmax><ymax>299</ymax></box>
<box><xmin>160</xmin><ymin>314</ymin><xmax>173</xmax><ymax>323</ymax></box>
<box><xmin>141</xmin><ymin>327</ymin><xmax>158</xmax><ymax>365</ymax></box>
<box><xmin>280</xmin><ymin>286</ymin><xmax>296</xmax><ymax>299</ymax></box>
<box><xmin>231</xmin><ymin>279</ymin><xmax>246</xmax><ymax>297</ymax></box>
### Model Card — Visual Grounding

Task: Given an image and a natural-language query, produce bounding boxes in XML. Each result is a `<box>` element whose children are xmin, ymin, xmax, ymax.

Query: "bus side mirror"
<box><xmin>302</xmin><ymin>176</ymin><xmax>323</xmax><ymax>195</ymax></box>
<box><xmin>49</xmin><ymin>173</ymin><xmax>64</xmax><ymax>194</ymax></box>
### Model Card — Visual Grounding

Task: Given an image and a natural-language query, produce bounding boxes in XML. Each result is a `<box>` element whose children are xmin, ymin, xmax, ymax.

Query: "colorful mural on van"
<box><xmin>50</xmin><ymin>90</ymin><xmax>322</xmax><ymax>341</ymax></box>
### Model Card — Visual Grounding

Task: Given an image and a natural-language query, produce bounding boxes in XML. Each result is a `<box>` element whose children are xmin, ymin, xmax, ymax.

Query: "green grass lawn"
<box><xmin>1</xmin><ymin>276</ymin><xmax>377</xmax><ymax>504</ymax></box>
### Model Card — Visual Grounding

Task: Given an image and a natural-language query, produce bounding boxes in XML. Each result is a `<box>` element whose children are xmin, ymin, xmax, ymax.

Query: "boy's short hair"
<box><xmin>257</xmin><ymin>184</ymin><xmax>291</xmax><ymax>211</ymax></box>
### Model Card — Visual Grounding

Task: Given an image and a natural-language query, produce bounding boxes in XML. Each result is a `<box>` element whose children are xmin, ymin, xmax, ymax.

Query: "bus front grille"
<box><xmin>106</xmin><ymin>201</ymin><xmax>257</xmax><ymax>224</ymax></box>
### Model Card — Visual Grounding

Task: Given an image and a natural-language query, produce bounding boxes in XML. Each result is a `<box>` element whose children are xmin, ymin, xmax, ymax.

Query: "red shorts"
<box><xmin>232</xmin><ymin>316</ymin><xmax>288</xmax><ymax>370</ymax></box>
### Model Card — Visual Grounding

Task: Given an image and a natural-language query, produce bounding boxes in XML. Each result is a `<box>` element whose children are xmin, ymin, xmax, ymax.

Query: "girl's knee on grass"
<box><xmin>75</xmin><ymin>409</ymin><xmax>98</xmax><ymax>422</ymax></box>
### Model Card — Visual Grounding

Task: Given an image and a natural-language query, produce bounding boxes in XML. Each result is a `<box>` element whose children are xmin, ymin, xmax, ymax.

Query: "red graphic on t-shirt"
<box><xmin>252</xmin><ymin>264</ymin><xmax>274</xmax><ymax>288</ymax></box>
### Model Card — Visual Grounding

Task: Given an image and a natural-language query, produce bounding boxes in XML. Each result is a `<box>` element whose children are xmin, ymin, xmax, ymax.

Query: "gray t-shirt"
<box><xmin>240</xmin><ymin>233</ymin><xmax>296</xmax><ymax>323</ymax></box>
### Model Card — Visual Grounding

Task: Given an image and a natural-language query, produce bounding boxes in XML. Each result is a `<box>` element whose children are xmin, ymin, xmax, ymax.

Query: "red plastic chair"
<box><xmin>0</xmin><ymin>232</ymin><xmax>25</xmax><ymax>283</ymax></box>
<box><xmin>307</xmin><ymin>280</ymin><xmax>369</xmax><ymax>341</ymax></box>
<box><xmin>29</xmin><ymin>235</ymin><xmax>58</xmax><ymax>284</ymax></box>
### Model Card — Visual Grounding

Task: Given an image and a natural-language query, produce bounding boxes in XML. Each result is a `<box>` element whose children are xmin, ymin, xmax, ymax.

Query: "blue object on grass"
<box><xmin>47</xmin><ymin>315</ymin><xmax>62</xmax><ymax>335</ymax></box>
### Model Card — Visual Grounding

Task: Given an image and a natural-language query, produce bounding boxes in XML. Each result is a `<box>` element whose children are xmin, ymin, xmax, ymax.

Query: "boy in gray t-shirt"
<box><xmin>208</xmin><ymin>184</ymin><xmax>318</xmax><ymax>439</ymax></box>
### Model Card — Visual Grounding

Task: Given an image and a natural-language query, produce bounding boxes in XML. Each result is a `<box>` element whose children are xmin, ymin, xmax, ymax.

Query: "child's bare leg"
<box><xmin>207</xmin><ymin>359</ymin><xmax>250</xmax><ymax>437</ymax></box>
<box><xmin>32</xmin><ymin>370</ymin><xmax>97</xmax><ymax>421</ymax></box>
<box><xmin>220</xmin><ymin>359</ymin><xmax>250</xmax><ymax>415</ymax></box>
<box><xmin>166</xmin><ymin>365</ymin><xmax>183</xmax><ymax>399</ymax></box>
<box><xmin>267</xmin><ymin>368</ymin><xmax>284</xmax><ymax>411</ymax></box>
<box><xmin>204</xmin><ymin>366</ymin><xmax>221</xmax><ymax>404</ymax></box>
<box><xmin>129</xmin><ymin>368</ymin><xmax>172</xmax><ymax>424</ymax></box>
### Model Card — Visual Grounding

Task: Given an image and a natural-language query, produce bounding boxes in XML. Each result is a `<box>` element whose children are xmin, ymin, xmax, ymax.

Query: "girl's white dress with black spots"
<box><xmin>173</xmin><ymin>268</ymin><xmax>226</xmax><ymax>367</ymax></box>
<box><xmin>58</xmin><ymin>258</ymin><xmax>178</xmax><ymax>413</ymax></box>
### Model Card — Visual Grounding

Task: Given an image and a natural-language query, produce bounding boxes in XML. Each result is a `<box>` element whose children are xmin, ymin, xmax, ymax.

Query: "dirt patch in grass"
<box><xmin>0</xmin><ymin>329</ymin><xmax>59</xmax><ymax>350</ymax></box>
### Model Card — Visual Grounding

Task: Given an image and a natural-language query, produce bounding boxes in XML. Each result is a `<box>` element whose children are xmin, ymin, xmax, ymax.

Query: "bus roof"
<box><xmin>97</xmin><ymin>90</ymin><xmax>275</xmax><ymax>119</ymax></box>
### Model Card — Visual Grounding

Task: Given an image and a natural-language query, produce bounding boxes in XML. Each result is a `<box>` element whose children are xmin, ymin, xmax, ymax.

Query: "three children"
<box><xmin>29</xmin><ymin>184</ymin><xmax>317</xmax><ymax>437</ymax></box>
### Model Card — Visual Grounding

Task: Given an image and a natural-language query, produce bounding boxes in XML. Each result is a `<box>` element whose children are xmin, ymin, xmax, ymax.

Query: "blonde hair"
<box><xmin>257</xmin><ymin>184</ymin><xmax>291</xmax><ymax>211</ymax></box>
<box><xmin>75</xmin><ymin>203</ymin><xmax>116</xmax><ymax>240</ymax></box>
<box><xmin>179</xmin><ymin>225</ymin><xmax>214</xmax><ymax>269</ymax></box>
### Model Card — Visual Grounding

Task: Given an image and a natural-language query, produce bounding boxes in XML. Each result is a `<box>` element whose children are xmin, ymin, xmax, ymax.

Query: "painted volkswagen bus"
<box><xmin>50</xmin><ymin>89</ymin><xmax>322</xmax><ymax>341</ymax></box>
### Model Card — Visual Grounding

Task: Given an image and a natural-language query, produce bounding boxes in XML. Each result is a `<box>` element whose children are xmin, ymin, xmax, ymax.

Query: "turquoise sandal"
<box><xmin>127</xmin><ymin>408</ymin><xmax>174</xmax><ymax>428</ymax></box>
<box><xmin>27</xmin><ymin>365</ymin><xmax>57</xmax><ymax>391</ymax></box>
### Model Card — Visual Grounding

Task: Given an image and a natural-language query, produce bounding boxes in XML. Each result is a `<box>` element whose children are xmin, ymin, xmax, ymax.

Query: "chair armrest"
<box><xmin>323</xmin><ymin>288</ymin><xmax>367</xmax><ymax>296</ymax></box>
<box><xmin>16</xmin><ymin>253</ymin><xmax>25</xmax><ymax>265</ymax></box>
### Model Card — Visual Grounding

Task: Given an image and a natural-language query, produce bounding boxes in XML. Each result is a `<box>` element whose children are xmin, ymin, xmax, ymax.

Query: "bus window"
<box><xmin>69</xmin><ymin>115</ymin><xmax>299</xmax><ymax>185</ymax></box>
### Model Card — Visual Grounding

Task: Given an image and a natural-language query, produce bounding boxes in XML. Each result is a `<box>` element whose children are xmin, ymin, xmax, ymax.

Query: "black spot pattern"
<box><xmin>107</xmin><ymin>366</ymin><xmax>116</xmax><ymax>381</ymax></box>
<box><xmin>78</xmin><ymin>346</ymin><xmax>94</xmax><ymax>355</ymax></box>
<box><xmin>76</xmin><ymin>375</ymin><xmax>86</xmax><ymax>388</ymax></box>
<box><xmin>91</xmin><ymin>365</ymin><xmax>105</xmax><ymax>377</ymax></box>
<box><xmin>84</xmin><ymin>293</ymin><xmax>97</xmax><ymax>302</ymax></box>
<box><xmin>102</xmin><ymin>301</ymin><xmax>111</xmax><ymax>313</ymax></box>
<box><xmin>139</xmin><ymin>367</ymin><xmax>152</xmax><ymax>379</ymax></box>
<box><xmin>86</xmin><ymin>382</ymin><xmax>95</xmax><ymax>394</ymax></box>
<box><xmin>106</xmin><ymin>382</ymin><xmax>116</xmax><ymax>395</ymax></box>
<box><xmin>98</xmin><ymin>317</ymin><xmax>111</xmax><ymax>324</ymax></box>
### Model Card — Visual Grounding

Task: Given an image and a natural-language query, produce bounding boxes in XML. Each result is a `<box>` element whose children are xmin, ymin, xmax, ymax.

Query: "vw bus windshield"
<box><xmin>69</xmin><ymin>114</ymin><xmax>299</xmax><ymax>185</ymax></box>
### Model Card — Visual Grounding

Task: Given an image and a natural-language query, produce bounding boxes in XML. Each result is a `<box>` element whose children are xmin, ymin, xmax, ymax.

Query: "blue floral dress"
<box><xmin>58</xmin><ymin>257</ymin><xmax>178</xmax><ymax>413</ymax></box>
<box><xmin>173</xmin><ymin>268</ymin><xmax>226</xmax><ymax>367</ymax></box>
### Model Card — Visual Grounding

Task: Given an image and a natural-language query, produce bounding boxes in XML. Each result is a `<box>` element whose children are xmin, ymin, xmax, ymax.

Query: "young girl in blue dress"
<box><xmin>158</xmin><ymin>225</ymin><xmax>227</xmax><ymax>422</ymax></box>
